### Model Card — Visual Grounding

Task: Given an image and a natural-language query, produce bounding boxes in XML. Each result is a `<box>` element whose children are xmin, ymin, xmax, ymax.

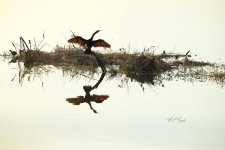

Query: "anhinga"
<box><xmin>68</xmin><ymin>30</ymin><xmax>111</xmax><ymax>54</ymax></box>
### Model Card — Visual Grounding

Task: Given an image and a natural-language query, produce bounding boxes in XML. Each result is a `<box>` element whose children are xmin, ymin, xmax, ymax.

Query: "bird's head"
<box><xmin>96</xmin><ymin>30</ymin><xmax>101</xmax><ymax>33</ymax></box>
<box><xmin>91</xmin><ymin>30</ymin><xmax>101</xmax><ymax>39</ymax></box>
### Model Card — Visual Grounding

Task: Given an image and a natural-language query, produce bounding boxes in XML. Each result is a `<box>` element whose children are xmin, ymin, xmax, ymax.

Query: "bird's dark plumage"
<box><xmin>68</xmin><ymin>36</ymin><xmax>86</xmax><ymax>46</ymax></box>
<box><xmin>68</xmin><ymin>30</ymin><xmax>110</xmax><ymax>54</ymax></box>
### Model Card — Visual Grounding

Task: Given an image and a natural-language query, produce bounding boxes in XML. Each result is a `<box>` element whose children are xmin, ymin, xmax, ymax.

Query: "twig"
<box><xmin>12</xmin><ymin>42</ymin><xmax>18</xmax><ymax>51</ymax></box>
<box><xmin>37</xmin><ymin>35</ymin><xmax>45</xmax><ymax>49</ymax></box>
<box><xmin>20</xmin><ymin>36</ymin><xmax>30</xmax><ymax>51</ymax></box>
<box><xmin>70</xmin><ymin>30</ymin><xmax>77</xmax><ymax>37</ymax></box>
<box><xmin>39</xmin><ymin>43</ymin><xmax>47</xmax><ymax>50</ymax></box>
<box><xmin>70</xmin><ymin>30</ymin><xmax>78</xmax><ymax>49</ymax></box>
<box><xmin>33</xmin><ymin>38</ymin><xmax>37</xmax><ymax>50</ymax></box>
<box><xmin>185</xmin><ymin>50</ymin><xmax>190</xmax><ymax>56</ymax></box>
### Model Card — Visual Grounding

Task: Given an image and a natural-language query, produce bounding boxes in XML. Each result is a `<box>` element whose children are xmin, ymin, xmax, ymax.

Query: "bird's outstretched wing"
<box><xmin>68</xmin><ymin>36</ymin><xmax>87</xmax><ymax>46</ymax></box>
<box><xmin>66</xmin><ymin>96</ymin><xmax>85</xmax><ymax>105</ymax></box>
<box><xmin>93</xmin><ymin>39</ymin><xmax>111</xmax><ymax>48</ymax></box>
<box><xmin>92</xmin><ymin>94</ymin><xmax>109</xmax><ymax>103</ymax></box>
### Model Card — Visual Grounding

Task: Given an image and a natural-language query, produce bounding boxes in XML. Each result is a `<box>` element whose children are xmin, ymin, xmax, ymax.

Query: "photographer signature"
<box><xmin>167</xmin><ymin>116</ymin><xmax>186</xmax><ymax>123</ymax></box>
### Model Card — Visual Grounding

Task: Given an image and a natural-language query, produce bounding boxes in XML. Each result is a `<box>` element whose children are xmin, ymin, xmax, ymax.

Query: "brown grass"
<box><xmin>1</xmin><ymin>36</ymin><xmax>224</xmax><ymax>87</ymax></box>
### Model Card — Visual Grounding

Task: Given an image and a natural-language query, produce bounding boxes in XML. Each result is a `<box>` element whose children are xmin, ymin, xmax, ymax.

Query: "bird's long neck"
<box><xmin>90</xmin><ymin>30</ymin><xmax>100</xmax><ymax>40</ymax></box>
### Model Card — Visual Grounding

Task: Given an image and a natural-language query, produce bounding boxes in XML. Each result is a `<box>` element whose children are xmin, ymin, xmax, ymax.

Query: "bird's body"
<box><xmin>68</xmin><ymin>30</ymin><xmax>110</xmax><ymax>54</ymax></box>
<box><xmin>9</xmin><ymin>50</ymin><xmax>17</xmax><ymax>56</ymax></box>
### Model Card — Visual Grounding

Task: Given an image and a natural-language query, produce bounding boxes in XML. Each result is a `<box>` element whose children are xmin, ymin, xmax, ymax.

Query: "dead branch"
<box><xmin>20</xmin><ymin>36</ymin><xmax>30</xmax><ymax>51</ymax></box>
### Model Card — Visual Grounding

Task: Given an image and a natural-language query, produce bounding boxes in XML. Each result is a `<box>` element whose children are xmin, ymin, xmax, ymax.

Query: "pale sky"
<box><xmin>1</xmin><ymin>0</ymin><xmax>225</xmax><ymax>60</ymax></box>
<box><xmin>1</xmin><ymin>1</ymin><xmax>225</xmax><ymax>149</ymax></box>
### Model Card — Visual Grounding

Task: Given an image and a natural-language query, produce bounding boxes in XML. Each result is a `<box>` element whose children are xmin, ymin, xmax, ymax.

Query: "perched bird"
<box><xmin>9</xmin><ymin>50</ymin><xmax>17</xmax><ymax>56</ymax></box>
<box><xmin>68</xmin><ymin>30</ymin><xmax>111</xmax><ymax>54</ymax></box>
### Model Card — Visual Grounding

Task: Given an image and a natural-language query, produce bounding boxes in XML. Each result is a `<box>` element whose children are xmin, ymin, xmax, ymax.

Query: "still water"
<box><xmin>0</xmin><ymin>60</ymin><xmax>225</xmax><ymax>150</ymax></box>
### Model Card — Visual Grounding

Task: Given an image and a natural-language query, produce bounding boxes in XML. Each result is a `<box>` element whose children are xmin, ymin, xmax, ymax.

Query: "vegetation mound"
<box><xmin>1</xmin><ymin>36</ymin><xmax>224</xmax><ymax>87</ymax></box>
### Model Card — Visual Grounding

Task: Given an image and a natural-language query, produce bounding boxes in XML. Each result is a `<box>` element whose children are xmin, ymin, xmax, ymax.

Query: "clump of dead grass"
<box><xmin>1</xmin><ymin>36</ymin><xmax>225</xmax><ymax>87</ymax></box>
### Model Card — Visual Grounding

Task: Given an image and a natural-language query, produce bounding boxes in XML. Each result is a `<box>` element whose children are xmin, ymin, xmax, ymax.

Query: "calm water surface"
<box><xmin>0</xmin><ymin>60</ymin><xmax>225</xmax><ymax>150</ymax></box>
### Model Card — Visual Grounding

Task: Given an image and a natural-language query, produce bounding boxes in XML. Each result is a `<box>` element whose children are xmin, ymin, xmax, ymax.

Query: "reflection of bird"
<box><xmin>68</xmin><ymin>30</ymin><xmax>111</xmax><ymax>54</ymax></box>
<box><xmin>66</xmin><ymin>95</ymin><xmax>108</xmax><ymax>113</ymax></box>
<box><xmin>66</xmin><ymin>85</ymin><xmax>109</xmax><ymax>113</ymax></box>
<box><xmin>9</xmin><ymin>50</ymin><xmax>17</xmax><ymax>56</ymax></box>
<box><xmin>66</xmin><ymin>95</ymin><xmax>109</xmax><ymax>105</ymax></box>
